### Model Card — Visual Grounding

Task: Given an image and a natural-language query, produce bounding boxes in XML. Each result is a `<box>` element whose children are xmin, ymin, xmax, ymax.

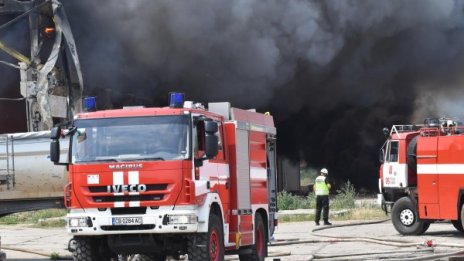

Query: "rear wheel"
<box><xmin>188</xmin><ymin>213</ymin><xmax>224</xmax><ymax>261</ymax></box>
<box><xmin>391</xmin><ymin>197</ymin><xmax>427</xmax><ymax>235</ymax></box>
<box><xmin>239</xmin><ymin>214</ymin><xmax>267</xmax><ymax>261</ymax></box>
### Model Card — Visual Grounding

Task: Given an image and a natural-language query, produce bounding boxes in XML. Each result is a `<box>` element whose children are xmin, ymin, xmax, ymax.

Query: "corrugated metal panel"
<box><xmin>236</xmin><ymin>129</ymin><xmax>251</xmax><ymax>210</ymax></box>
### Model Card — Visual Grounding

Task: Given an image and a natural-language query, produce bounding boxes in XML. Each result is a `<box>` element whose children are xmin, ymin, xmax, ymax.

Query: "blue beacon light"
<box><xmin>169</xmin><ymin>92</ymin><xmax>184</xmax><ymax>108</ymax></box>
<box><xmin>83</xmin><ymin>96</ymin><xmax>97</xmax><ymax>112</ymax></box>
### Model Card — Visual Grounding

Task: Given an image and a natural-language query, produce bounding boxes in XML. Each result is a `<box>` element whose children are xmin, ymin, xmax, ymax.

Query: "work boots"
<box><xmin>323</xmin><ymin>221</ymin><xmax>332</xmax><ymax>225</ymax></box>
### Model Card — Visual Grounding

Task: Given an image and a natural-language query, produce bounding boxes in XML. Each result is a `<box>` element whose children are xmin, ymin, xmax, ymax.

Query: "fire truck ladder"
<box><xmin>0</xmin><ymin>135</ymin><xmax>15</xmax><ymax>190</ymax></box>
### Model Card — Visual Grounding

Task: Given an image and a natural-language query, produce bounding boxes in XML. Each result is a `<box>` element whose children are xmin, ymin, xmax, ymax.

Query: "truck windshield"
<box><xmin>71</xmin><ymin>115</ymin><xmax>189</xmax><ymax>163</ymax></box>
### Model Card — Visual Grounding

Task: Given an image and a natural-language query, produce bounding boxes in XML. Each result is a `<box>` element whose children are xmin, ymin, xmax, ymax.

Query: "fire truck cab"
<box><xmin>379</xmin><ymin>118</ymin><xmax>464</xmax><ymax>235</ymax></box>
<box><xmin>50</xmin><ymin>94</ymin><xmax>277</xmax><ymax>261</ymax></box>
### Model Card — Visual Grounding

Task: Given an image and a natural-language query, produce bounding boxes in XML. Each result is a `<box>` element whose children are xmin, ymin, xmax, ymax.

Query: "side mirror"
<box><xmin>205</xmin><ymin>135</ymin><xmax>218</xmax><ymax>159</ymax></box>
<box><xmin>50</xmin><ymin>140</ymin><xmax>60</xmax><ymax>163</ymax></box>
<box><xmin>205</xmin><ymin>121</ymin><xmax>218</xmax><ymax>133</ymax></box>
<box><xmin>379</xmin><ymin>149</ymin><xmax>385</xmax><ymax>164</ymax></box>
<box><xmin>204</xmin><ymin>121</ymin><xmax>219</xmax><ymax>159</ymax></box>
<box><xmin>50</xmin><ymin>127</ymin><xmax>61</xmax><ymax>139</ymax></box>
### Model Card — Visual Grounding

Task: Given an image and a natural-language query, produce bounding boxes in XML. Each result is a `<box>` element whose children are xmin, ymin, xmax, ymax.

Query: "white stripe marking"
<box><xmin>128</xmin><ymin>171</ymin><xmax>139</xmax><ymax>184</ymax></box>
<box><xmin>418</xmin><ymin>164</ymin><xmax>464</xmax><ymax>174</ymax></box>
<box><xmin>129</xmin><ymin>201</ymin><xmax>140</xmax><ymax>207</ymax></box>
<box><xmin>113</xmin><ymin>171</ymin><xmax>124</xmax><ymax>185</ymax></box>
<box><xmin>250</xmin><ymin>167</ymin><xmax>267</xmax><ymax>180</ymax></box>
<box><xmin>128</xmin><ymin>171</ymin><xmax>140</xmax><ymax>195</ymax></box>
<box><xmin>114</xmin><ymin>202</ymin><xmax>124</xmax><ymax>208</ymax></box>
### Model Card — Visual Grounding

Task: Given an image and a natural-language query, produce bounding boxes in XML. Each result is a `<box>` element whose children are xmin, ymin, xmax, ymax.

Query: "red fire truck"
<box><xmin>50</xmin><ymin>94</ymin><xmax>278</xmax><ymax>261</ymax></box>
<box><xmin>378</xmin><ymin>118</ymin><xmax>464</xmax><ymax>235</ymax></box>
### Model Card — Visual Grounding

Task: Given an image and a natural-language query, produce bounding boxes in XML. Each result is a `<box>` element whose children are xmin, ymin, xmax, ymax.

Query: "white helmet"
<box><xmin>321</xmin><ymin>168</ymin><xmax>328</xmax><ymax>175</ymax></box>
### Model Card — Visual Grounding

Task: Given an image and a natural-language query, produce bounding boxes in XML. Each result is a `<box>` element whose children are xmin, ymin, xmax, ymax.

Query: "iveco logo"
<box><xmin>109</xmin><ymin>163</ymin><xmax>143</xmax><ymax>169</ymax></box>
<box><xmin>107</xmin><ymin>184</ymin><xmax>147</xmax><ymax>193</ymax></box>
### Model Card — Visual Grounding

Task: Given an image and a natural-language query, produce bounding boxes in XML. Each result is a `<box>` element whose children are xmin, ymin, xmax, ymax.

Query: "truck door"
<box><xmin>382</xmin><ymin>140</ymin><xmax>402</xmax><ymax>188</ymax></box>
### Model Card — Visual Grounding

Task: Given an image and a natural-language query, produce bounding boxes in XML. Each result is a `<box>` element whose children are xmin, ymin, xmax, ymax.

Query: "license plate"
<box><xmin>112</xmin><ymin>217</ymin><xmax>143</xmax><ymax>225</ymax></box>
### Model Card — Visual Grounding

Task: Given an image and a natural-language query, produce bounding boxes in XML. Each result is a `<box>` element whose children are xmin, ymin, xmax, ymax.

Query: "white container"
<box><xmin>0</xmin><ymin>131</ymin><xmax>68</xmax><ymax>201</ymax></box>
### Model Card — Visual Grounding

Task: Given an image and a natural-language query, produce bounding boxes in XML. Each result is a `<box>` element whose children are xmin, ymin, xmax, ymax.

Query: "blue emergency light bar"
<box><xmin>169</xmin><ymin>92</ymin><xmax>184</xmax><ymax>108</ymax></box>
<box><xmin>83</xmin><ymin>96</ymin><xmax>97</xmax><ymax>112</ymax></box>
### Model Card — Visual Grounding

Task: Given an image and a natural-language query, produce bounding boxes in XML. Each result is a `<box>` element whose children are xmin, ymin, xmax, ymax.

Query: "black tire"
<box><xmin>72</xmin><ymin>237</ymin><xmax>98</xmax><ymax>261</ymax></box>
<box><xmin>188</xmin><ymin>214</ymin><xmax>224</xmax><ymax>261</ymax></box>
<box><xmin>452</xmin><ymin>220</ymin><xmax>464</xmax><ymax>233</ymax></box>
<box><xmin>239</xmin><ymin>214</ymin><xmax>268</xmax><ymax>261</ymax></box>
<box><xmin>461</xmin><ymin>205</ymin><xmax>464</xmax><ymax>232</ymax></box>
<box><xmin>421</xmin><ymin>222</ymin><xmax>431</xmax><ymax>234</ymax></box>
<box><xmin>391</xmin><ymin>197</ymin><xmax>426</xmax><ymax>235</ymax></box>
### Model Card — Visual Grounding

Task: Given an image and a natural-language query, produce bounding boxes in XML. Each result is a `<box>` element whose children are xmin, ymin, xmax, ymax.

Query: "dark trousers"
<box><xmin>315</xmin><ymin>195</ymin><xmax>329</xmax><ymax>222</ymax></box>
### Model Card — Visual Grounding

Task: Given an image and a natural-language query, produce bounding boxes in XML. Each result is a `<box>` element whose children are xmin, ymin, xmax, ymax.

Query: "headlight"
<box><xmin>164</xmin><ymin>214</ymin><xmax>197</xmax><ymax>225</ymax></box>
<box><xmin>68</xmin><ymin>217</ymin><xmax>92</xmax><ymax>227</ymax></box>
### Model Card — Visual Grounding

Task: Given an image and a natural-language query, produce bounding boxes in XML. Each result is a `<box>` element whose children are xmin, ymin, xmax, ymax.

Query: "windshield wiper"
<box><xmin>77</xmin><ymin>158</ymin><xmax>121</xmax><ymax>163</ymax></box>
<box><xmin>122</xmin><ymin>156</ymin><xmax>165</xmax><ymax>161</ymax></box>
<box><xmin>142</xmin><ymin>157</ymin><xmax>165</xmax><ymax>161</ymax></box>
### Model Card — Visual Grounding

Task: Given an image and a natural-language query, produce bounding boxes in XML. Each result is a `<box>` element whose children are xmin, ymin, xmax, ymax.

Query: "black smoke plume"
<box><xmin>4</xmin><ymin>0</ymin><xmax>464</xmax><ymax>190</ymax></box>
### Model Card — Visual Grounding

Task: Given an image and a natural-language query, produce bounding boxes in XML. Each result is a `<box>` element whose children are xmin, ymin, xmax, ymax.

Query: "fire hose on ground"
<box><xmin>0</xmin><ymin>245</ymin><xmax>54</xmax><ymax>258</ymax></box>
<box><xmin>266</xmin><ymin>218</ymin><xmax>464</xmax><ymax>260</ymax></box>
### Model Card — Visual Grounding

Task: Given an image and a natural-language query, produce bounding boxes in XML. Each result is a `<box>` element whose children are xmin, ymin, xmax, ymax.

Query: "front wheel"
<box><xmin>421</xmin><ymin>222</ymin><xmax>431</xmax><ymax>234</ymax></box>
<box><xmin>239</xmin><ymin>214</ymin><xmax>267</xmax><ymax>261</ymax></box>
<box><xmin>188</xmin><ymin>214</ymin><xmax>224</xmax><ymax>261</ymax></box>
<box><xmin>391</xmin><ymin>197</ymin><xmax>427</xmax><ymax>235</ymax></box>
<box><xmin>71</xmin><ymin>237</ymin><xmax>98</xmax><ymax>261</ymax></box>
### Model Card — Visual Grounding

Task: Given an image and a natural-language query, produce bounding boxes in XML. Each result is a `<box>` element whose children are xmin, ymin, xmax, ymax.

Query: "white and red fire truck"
<box><xmin>379</xmin><ymin>118</ymin><xmax>464</xmax><ymax>235</ymax></box>
<box><xmin>50</xmin><ymin>93</ymin><xmax>278</xmax><ymax>261</ymax></box>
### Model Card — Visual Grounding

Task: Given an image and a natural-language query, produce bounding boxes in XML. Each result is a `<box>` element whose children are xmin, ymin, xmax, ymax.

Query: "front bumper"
<box><xmin>67</xmin><ymin>207</ymin><xmax>199</xmax><ymax>236</ymax></box>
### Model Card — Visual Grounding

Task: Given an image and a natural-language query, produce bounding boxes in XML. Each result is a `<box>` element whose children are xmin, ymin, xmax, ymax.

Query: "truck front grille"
<box><xmin>89</xmin><ymin>184</ymin><xmax>168</xmax><ymax>193</ymax></box>
<box><xmin>101</xmin><ymin>224</ymin><xmax>155</xmax><ymax>231</ymax></box>
<box><xmin>111</xmin><ymin>207</ymin><xmax>147</xmax><ymax>215</ymax></box>
<box><xmin>93</xmin><ymin>194</ymin><xmax>164</xmax><ymax>203</ymax></box>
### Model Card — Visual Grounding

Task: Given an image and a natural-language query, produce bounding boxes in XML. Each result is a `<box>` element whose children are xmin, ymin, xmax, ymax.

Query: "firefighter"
<box><xmin>314</xmin><ymin>168</ymin><xmax>332</xmax><ymax>226</ymax></box>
